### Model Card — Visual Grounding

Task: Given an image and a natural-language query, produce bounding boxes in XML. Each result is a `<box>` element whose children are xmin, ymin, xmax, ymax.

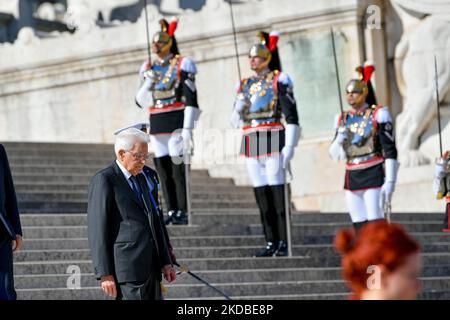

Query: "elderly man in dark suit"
<box><xmin>0</xmin><ymin>144</ymin><xmax>23</xmax><ymax>300</ymax></box>
<box><xmin>87</xmin><ymin>126</ymin><xmax>176</xmax><ymax>300</ymax></box>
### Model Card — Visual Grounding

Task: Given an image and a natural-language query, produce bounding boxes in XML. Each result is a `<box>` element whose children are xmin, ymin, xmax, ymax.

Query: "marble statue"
<box><xmin>392</xmin><ymin>0</ymin><xmax>450</xmax><ymax>166</ymax></box>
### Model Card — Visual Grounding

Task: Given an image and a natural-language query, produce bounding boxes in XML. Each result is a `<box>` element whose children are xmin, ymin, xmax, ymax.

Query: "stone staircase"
<box><xmin>4</xmin><ymin>142</ymin><xmax>450</xmax><ymax>300</ymax></box>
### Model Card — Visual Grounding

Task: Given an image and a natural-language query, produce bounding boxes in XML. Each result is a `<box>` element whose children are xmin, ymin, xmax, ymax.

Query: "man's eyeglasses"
<box><xmin>126</xmin><ymin>151</ymin><xmax>151</xmax><ymax>160</ymax></box>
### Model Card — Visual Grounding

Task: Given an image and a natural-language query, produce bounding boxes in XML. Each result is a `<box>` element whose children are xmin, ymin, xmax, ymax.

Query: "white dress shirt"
<box><xmin>116</xmin><ymin>160</ymin><xmax>135</xmax><ymax>190</ymax></box>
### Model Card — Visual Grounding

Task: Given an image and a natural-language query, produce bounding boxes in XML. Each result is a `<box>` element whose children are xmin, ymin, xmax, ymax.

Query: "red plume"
<box><xmin>268</xmin><ymin>31</ymin><xmax>279</xmax><ymax>52</ymax></box>
<box><xmin>363</xmin><ymin>61</ymin><xmax>375</xmax><ymax>83</ymax></box>
<box><xmin>168</xmin><ymin>17</ymin><xmax>178</xmax><ymax>37</ymax></box>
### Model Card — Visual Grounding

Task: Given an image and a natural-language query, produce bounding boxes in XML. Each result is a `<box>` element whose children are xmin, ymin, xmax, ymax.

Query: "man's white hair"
<box><xmin>114</xmin><ymin>128</ymin><xmax>150</xmax><ymax>156</ymax></box>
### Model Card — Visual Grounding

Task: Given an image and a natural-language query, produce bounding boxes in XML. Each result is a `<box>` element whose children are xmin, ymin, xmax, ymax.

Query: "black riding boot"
<box><xmin>254</xmin><ymin>186</ymin><xmax>278</xmax><ymax>257</ymax></box>
<box><xmin>270</xmin><ymin>184</ymin><xmax>289</xmax><ymax>257</ymax></box>
<box><xmin>154</xmin><ymin>156</ymin><xmax>178</xmax><ymax>225</ymax></box>
<box><xmin>171</xmin><ymin>159</ymin><xmax>188</xmax><ymax>225</ymax></box>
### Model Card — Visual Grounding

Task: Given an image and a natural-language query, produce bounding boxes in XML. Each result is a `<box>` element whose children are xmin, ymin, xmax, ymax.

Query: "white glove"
<box><xmin>181</xmin><ymin>128</ymin><xmax>192</xmax><ymax>155</ymax></box>
<box><xmin>183</xmin><ymin>106</ymin><xmax>201</xmax><ymax>129</ymax></box>
<box><xmin>380</xmin><ymin>181</ymin><xmax>395</xmax><ymax>210</ymax></box>
<box><xmin>380</xmin><ymin>159</ymin><xmax>398</xmax><ymax>209</ymax></box>
<box><xmin>281</xmin><ymin>124</ymin><xmax>301</xmax><ymax>169</ymax></box>
<box><xmin>135</xmin><ymin>77</ymin><xmax>154</xmax><ymax>108</ymax></box>
<box><xmin>142</xmin><ymin>69</ymin><xmax>157</xmax><ymax>81</ymax></box>
<box><xmin>230</xmin><ymin>110</ymin><xmax>242</xmax><ymax>129</ymax></box>
<box><xmin>328</xmin><ymin>127</ymin><xmax>348</xmax><ymax>161</ymax></box>
<box><xmin>234</xmin><ymin>97</ymin><xmax>247</xmax><ymax>113</ymax></box>
<box><xmin>230</xmin><ymin>99</ymin><xmax>247</xmax><ymax>129</ymax></box>
<box><xmin>435</xmin><ymin>158</ymin><xmax>447</xmax><ymax>179</ymax></box>
<box><xmin>335</xmin><ymin>127</ymin><xmax>348</xmax><ymax>144</ymax></box>
<box><xmin>180</xmin><ymin>106</ymin><xmax>200</xmax><ymax>155</ymax></box>
<box><xmin>281</xmin><ymin>145</ymin><xmax>294</xmax><ymax>169</ymax></box>
<box><xmin>434</xmin><ymin>158</ymin><xmax>447</xmax><ymax>197</ymax></box>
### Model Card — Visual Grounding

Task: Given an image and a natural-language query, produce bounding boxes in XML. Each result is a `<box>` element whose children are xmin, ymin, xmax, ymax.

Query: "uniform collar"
<box><xmin>349</xmin><ymin>103</ymin><xmax>369</xmax><ymax>116</ymax></box>
<box><xmin>254</xmin><ymin>68</ymin><xmax>271</xmax><ymax>79</ymax></box>
<box><xmin>156</xmin><ymin>53</ymin><xmax>174</xmax><ymax>65</ymax></box>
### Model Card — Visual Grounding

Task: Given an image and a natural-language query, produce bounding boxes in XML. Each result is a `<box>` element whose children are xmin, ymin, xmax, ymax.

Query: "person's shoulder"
<box><xmin>179</xmin><ymin>56</ymin><xmax>197</xmax><ymax>74</ymax></box>
<box><xmin>277</xmin><ymin>71</ymin><xmax>293</xmax><ymax>87</ymax></box>
<box><xmin>374</xmin><ymin>105</ymin><xmax>393</xmax><ymax>123</ymax></box>
<box><xmin>92</xmin><ymin>164</ymin><xmax>115</xmax><ymax>182</ymax></box>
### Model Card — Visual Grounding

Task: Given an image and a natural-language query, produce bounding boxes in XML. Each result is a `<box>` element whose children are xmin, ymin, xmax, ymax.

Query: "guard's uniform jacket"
<box><xmin>236</xmin><ymin>70</ymin><xmax>299</xmax><ymax>158</ymax></box>
<box><xmin>138</xmin><ymin>54</ymin><xmax>199</xmax><ymax>135</ymax></box>
<box><xmin>335</xmin><ymin>104</ymin><xmax>398</xmax><ymax>191</ymax></box>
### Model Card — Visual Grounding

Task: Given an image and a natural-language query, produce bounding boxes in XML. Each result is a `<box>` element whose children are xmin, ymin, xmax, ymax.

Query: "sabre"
<box><xmin>284</xmin><ymin>164</ymin><xmax>293</xmax><ymax>258</ymax></box>
<box><xmin>184</xmin><ymin>139</ymin><xmax>193</xmax><ymax>226</ymax></box>
<box><xmin>173</xmin><ymin>262</ymin><xmax>232</xmax><ymax>300</ymax></box>
<box><xmin>384</xmin><ymin>200</ymin><xmax>392</xmax><ymax>224</ymax></box>
<box><xmin>227</xmin><ymin>0</ymin><xmax>242</xmax><ymax>81</ymax></box>
<box><xmin>330</xmin><ymin>28</ymin><xmax>344</xmax><ymax>120</ymax></box>
<box><xmin>435</xmin><ymin>55</ymin><xmax>443</xmax><ymax>158</ymax></box>
<box><xmin>143</xmin><ymin>0</ymin><xmax>152</xmax><ymax>64</ymax></box>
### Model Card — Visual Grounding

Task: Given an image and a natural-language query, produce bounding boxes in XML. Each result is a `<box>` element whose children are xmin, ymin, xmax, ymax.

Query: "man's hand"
<box><xmin>336</xmin><ymin>126</ymin><xmax>348</xmax><ymax>144</ymax></box>
<box><xmin>100</xmin><ymin>275</ymin><xmax>117</xmax><ymax>298</ymax></box>
<box><xmin>12</xmin><ymin>235</ymin><xmax>23</xmax><ymax>252</ymax></box>
<box><xmin>329</xmin><ymin>127</ymin><xmax>348</xmax><ymax>161</ymax></box>
<box><xmin>163</xmin><ymin>265</ymin><xmax>176</xmax><ymax>283</ymax></box>
<box><xmin>143</xmin><ymin>69</ymin><xmax>156</xmax><ymax>81</ymax></box>
<box><xmin>229</xmin><ymin>109</ymin><xmax>241</xmax><ymax>129</ymax></box>
<box><xmin>281</xmin><ymin>146</ymin><xmax>294</xmax><ymax>169</ymax></box>
<box><xmin>380</xmin><ymin>181</ymin><xmax>395</xmax><ymax>209</ymax></box>
<box><xmin>181</xmin><ymin>128</ymin><xmax>192</xmax><ymax>155</ymax></box>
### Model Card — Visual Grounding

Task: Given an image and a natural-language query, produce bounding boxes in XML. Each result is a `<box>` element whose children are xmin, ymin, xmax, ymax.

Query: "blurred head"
<box><xmin>346</xmin><ymin>79</ymin><xmax>368</xmax><ymax>109</ymax></box>
<box><xmin>151</xmin><ymin>31</ymin><xmax>172</xmax><ymax>57</ymax></box>
<box><xmin>114</xmin><ymin>128</ymin><xmax>150</xmax><ymax>176</ymax></box>
<box><xmin>334</xmin><ymin>220</ymin><xmax>421</xmax><ymax>300</ymax></box>
<box><xmin>249</xmin><ymin>43</ymin><xmax>271</xmax><ymax>73</ymax></box>
<box><xmin>151</xmin><ymin>18</ymin><xmax>179</xmax><ymax>58</ymax></box>
<box><xmin>444</xmin><ymin>150</ymin><xmax>450</xmax><ymax>160</ymax></box>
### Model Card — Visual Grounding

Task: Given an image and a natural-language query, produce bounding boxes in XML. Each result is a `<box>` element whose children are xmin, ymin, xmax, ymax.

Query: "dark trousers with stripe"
<box><xmin>253</xmin><ymin>185</ymin><xmax>288</xmax><ymax>244</ymax></box>
<box><xmin>153</xmin><ymin>156</ymin><xmax>187</xmax><ymax>212</ymax></box>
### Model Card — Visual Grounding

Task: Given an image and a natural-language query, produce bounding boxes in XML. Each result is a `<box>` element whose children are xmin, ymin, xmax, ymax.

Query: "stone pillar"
<box><xmin>358</xmin><ymin>0</ymin><xmax>390</xmax><ymax>106</ymax></box>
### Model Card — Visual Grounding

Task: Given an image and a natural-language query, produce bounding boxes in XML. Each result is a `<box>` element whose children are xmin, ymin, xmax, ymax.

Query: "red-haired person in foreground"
<box><xmin>334</xmin><ymin>220</ymin><xmax>421</xmax><ymax>300</ymax></box>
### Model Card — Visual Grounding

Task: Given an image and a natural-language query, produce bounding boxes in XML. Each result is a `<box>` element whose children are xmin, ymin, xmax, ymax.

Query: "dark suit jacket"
<box><xmin>87</xmin><ymin>162</ymin><xmax>172</xmax><ymax>283</ymax></box>
<box><xmin>0</xmin><ymin>144</ymin><xmax>22</xmax><ymax>240</ymax></box>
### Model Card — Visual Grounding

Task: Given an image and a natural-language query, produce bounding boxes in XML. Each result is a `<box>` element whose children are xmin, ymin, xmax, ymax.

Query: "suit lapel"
<box><xmin>112</xmin><ymin>162</ymin><xmax>143</xmax><ymax>209</ymax></box>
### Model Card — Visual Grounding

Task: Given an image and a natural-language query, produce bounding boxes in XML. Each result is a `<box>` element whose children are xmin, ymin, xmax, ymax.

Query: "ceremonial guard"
<box><xmin>329</xmin><ymin>62</ymin><xmax>399</xmax><ymax>231</ymax></box>
<box><xmin>230</xmin><ymin>31</ymin><xmax>301</xmax><ymax>257</ymax></box>
<box><xmin>434</xmin><ymin>151</ymin><xmax>450</xmax><ymax>231</ymax></box>
<box><xmin>135</xmin><ymin>18</ymin><xmax>200</xmax><ymax>225</ymax></box>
